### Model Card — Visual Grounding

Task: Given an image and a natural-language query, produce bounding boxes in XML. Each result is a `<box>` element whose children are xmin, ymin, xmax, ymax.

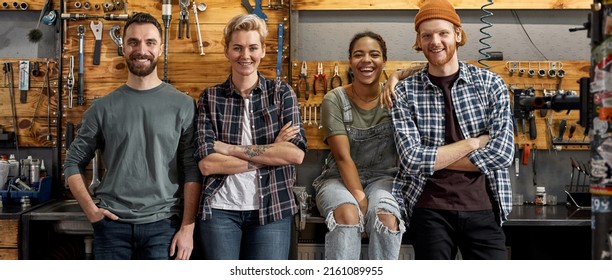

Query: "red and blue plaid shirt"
<box><xmin>195</xmin><ymin>73</ymin><xmax>307</xmax><ymax>225</ymax></box>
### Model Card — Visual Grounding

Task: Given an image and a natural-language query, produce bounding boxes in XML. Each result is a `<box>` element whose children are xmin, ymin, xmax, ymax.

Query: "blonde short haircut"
<box><xmin>223</xmin><ymin>14</ymin><xmax>268</xmax><ymax>48</ymax></box>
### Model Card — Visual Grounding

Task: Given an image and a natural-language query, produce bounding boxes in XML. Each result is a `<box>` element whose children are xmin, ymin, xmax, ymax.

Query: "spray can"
<box><xmin>8</xmin><ymin>154</ymin><xmax>19</xmax><ymax>177</ymax></box>
<box><xmin>20</xmin><ymin>156</ymin><xmax>33</xmax><ymax>184</ymax></box>
<box><xmin>30</xmin><ymin>159</ymin><xmax>41</xmax><ymax>184</ymax></box>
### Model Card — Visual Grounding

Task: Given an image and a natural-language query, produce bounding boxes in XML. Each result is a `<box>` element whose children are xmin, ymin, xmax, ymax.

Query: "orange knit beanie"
<box><xmin>414</xmin><ymin>0</ymin><xmax>461</xmax><ymax>31</ymax></box>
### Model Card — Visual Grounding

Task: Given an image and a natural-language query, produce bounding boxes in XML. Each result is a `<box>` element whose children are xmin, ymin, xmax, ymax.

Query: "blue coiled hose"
<box><xmin>478</xmin><ymin>0</ymin><xmax>494</xmax><ymax>69</ymax></box>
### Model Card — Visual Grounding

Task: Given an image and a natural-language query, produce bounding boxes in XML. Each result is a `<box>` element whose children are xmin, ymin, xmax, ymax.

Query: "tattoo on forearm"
<box><xmin>243</xmin><ymin>145</ymin><xmax>271</xmax><ymax>159</ymax></box>
<box><xmin>247</xmin><ymin>161</ymin><xmax>255</xmax><ymax>170</ymax></box>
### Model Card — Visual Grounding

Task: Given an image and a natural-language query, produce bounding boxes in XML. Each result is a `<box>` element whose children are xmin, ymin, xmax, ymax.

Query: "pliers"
<box><xmin>178</xmin><ymin>0</ymin><xmax>190</xmax><ymax>39</ymax></box>
<box><xmin>297</xmin><ymin>61</ymin><xmax>309</xmax><ymax>100</ymax></box>
<box><xmin>313</xmin><ymin>62</ymin><xmax>327</xmax><ymax>95</ymax></box>
<box><xmin>329</xmin><ymin>63</ymin><xmax>342</xmax><ymax>90</ymax></box>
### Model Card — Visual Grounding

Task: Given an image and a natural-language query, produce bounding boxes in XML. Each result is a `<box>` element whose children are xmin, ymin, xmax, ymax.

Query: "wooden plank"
<box><xmin>0</xmin><ymin>220</ymin><xmax>19</xmax><ymax>248</ymax></box>
<box><xmin>0</xmin><ymin>249</ymin><xmax>19</xmax><ymax>260</ymax></box>
<box><xmin>292</xmin><ymin>0</ymin><xmax>591</xmax><ymax>10</ymax></box>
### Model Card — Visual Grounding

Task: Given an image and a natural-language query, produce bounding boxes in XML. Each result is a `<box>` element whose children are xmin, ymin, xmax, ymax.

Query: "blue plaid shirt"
<box><xmin>194</xmin><ymin>73</ymin><xmax>307</xmax><ymax>225</ymax></box>
<box><xmin>392</xmin><ymin>62</ymin><xmax>514</xmax><ymax>226</ymax></box>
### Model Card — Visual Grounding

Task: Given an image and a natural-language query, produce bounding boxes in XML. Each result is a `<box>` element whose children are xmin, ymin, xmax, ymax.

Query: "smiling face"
<box><xmin>225</xmin><ymin>30</ymin><xmax>265</xmax><ymax>79</ymax></box>
<box><xmin>123</xmin><ymin>23</ymin><xmax>162</xmax><ymax>77</ymax></box>
<box><xmin>349</xmin><ymin>36</ymin><xmax>385</xmax><ymax>86</ymax></box>
<box><xmin>416</xmin><ymin>19</ymin><xmax>462</xmax><ymax>73</ymax></box>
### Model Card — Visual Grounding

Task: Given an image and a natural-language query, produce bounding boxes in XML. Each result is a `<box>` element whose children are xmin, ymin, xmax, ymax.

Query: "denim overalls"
<box><xmin>313</xmin><ymin>89</ymin><xmax>405</xmax><ymax>260</ymax></box>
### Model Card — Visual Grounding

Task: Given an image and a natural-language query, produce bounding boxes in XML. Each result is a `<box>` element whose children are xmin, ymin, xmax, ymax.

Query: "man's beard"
<box><xmin>424</xmin><ymin>44</ymin><xmax>455</xmax><ymax>67</ymax></box>
<box><xmin>126</xmin><ymin>54</ymin><xmax>158</xmax><ymax>77</ymax></box>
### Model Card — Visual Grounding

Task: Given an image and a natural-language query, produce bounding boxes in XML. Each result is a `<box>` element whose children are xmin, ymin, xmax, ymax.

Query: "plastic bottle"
<box><xmin>535</xmin><ymin>186</ymin><xmax>547</xmax><ymax>205</ymax></box>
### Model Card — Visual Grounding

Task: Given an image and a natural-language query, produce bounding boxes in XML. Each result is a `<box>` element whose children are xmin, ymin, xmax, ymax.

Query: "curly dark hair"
<box><xmin>348</xmin><ymin>31</ymin><xmax>388</xmax><ymax>62</ymax></box>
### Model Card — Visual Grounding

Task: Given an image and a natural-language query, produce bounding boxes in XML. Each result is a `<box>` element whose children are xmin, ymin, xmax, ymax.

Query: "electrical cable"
<box><xmin>511</xmin><ymin>10</ymin><xmax>549</xmax><ymax>60</ymax></box>
<box><xmin>478</xmin><ymin>0</ymin><xmax>494</xmax><ymax>69</ymax></box>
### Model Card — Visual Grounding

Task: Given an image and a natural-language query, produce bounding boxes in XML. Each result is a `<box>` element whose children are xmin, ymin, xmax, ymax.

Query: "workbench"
<box><xmin>296</xmin><ymin>205</ymin><xmax>592</xmax><ymax>260</ymax></box>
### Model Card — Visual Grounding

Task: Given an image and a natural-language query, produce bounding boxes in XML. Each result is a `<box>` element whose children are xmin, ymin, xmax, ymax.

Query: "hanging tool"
<box><xmin>90</xmin><ymin>21</ymin><xmax>103</xmax><ymax>65</ymax></box>
<box><xmin>3</xmin><ymin>63</ymin><xmax>19</xmax><ymax>153</ymax></box>
<box><xmin>77</xmin><ymin>25</ymin><xmax>86</xmax><ymax>106</ymax></box>
<box><xmin>241</xmin><ymin>0</ymin><xmax>253</xmax><ymax>14</ymax></box>
<box><xmin>297</xmin><ymin>61</ymin><xmax>309</xmax><ymax>100</ymax></box>
<box><xmin>528</xmin><ymin>111</ymin><xmax>537</xmax><ymax>140</ymax></box>
<box><xmin>521</xmin><ymin>144</ymin><xmax>530</xmax><ymax>166</ymax></box>
<box><xmin>570</xmin><ymin>157</ymin><xmax>582</xmax><ymax>188</ymax></box>
<box><xmin>192</xmin><ymin>0</ymin><xmax>205</xmax><ymax>55</ymax></box>
<box><xmin>313</xmin><ymin>62</ymin><xmax>327</xmax><ymax>95</ymax></box>
<box><xmin>568</xmin><ymin>123</ymin><xmax>577</xmax><ymax>140</ymax></box>
<box><xmin>540</xmin><ymin>89</ymin><xmax>552</xmax><ymax>117</ymax></box>
<box><xmin>67</xmin><ymin>55</ymin><xmax>75</xmax><ymax>108</ymax></box>
<box><xmin>276</xmin><ymin>23</ymin><xmax>283</xmax><ymax>80</ymax></box>
<box><xmin>557</xmin><ymin>119</ymin><xmax>567</xmax><ymax>142</ymax></box>
<box><xmin>19</xmin><ymin>60</ymin><xmax>29</xmax><ymax>103</ymax></box>
<box><xmin>88</xmin><ymin>150</ymin><xmax>100</xmax><ymax>194</ymax></box>
<box><xmin>302</xmin><ymin>104</ymin><xmax>307</xmax><ymax>125</ymax></box>
<box><xmin>109</xmin><ymin>24</ymin><xmax>123</xmax><ymax>56</ymax></box>
<box><xmin>178</xmin><ymin>0</ymin><xmax>190</xmax><ymax>39</ymax></box>
<box><xmin>308</xmin><ymin>105</ymin><xmax>312</xmax><ymax>126</ymax></box>
<box><xmin>241</xmin><ymin>0</ymin><xmax>268</xmax><ymax>20</ymax></box>
<box><xmin>514</xmin><ymin>144</ymin><xmax>520</xmax><ymax>177</ymax></box>
<box><xmin>31</xmin><ymin>62</ymin><xmax>41</xmax><ymax>77</ymax></box>
<box><xmin>478</xmin><ymin>0</ymin><xmax>494</xmax><ymax>69</ymax></box>
<box><xmin>60</xmin><ymin>13</ymin><xmax>130</xmax><ymax>21</ymax></box>
<box><xmin>162</xmin><ymin>0</ymin><xmax>172</xmax><ymax>83</ymax></box>
<box><xmin>330</xmin><ymin>63</ymin><xmax>342</xmax><ymax>90</ymax></box>
<box><xmin>253</xmin><ymin>0</ymin><xmax>268</xmax><ymax>20</ymax></box>
<box><xmin>28</xmin><ymin>70</ymin><xmax>49</xmax><ymax>135</ymax></box>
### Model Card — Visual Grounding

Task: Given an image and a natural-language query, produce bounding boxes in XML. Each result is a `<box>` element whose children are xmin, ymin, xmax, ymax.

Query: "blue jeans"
<box><xmin>196</xmin><ymin>209</ymin><xmax>292</xmax><ymax>260</ymax></box>
<box><xmin>410</xmin><ymin>208</ymin><xmax>507</xmax><ymax>260</ymax></box>
<box><xmin>92</xmin><ymin>216</ymin><xmax>180</xmax><ymax>260</ymax></box>
<box><xmin>315</xmin><ymin>177</ymin><xmax>405</xmax><ymax>260</ymax></box>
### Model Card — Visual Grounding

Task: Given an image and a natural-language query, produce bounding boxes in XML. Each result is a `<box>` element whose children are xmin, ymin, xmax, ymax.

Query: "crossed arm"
<box><xmin>198</xmin><ymin>122</ymin><xmax>304</xmax><ymax>176</ymax></box>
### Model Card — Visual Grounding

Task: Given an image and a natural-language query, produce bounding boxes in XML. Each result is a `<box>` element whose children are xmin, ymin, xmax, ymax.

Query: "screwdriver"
<box><xmin>568</xmin><ymin>124</ymin><xmax>577</xmax><ymax>140</ymax></box>
<box><xmin>557</xmin><ymin>119</ymin><xmax>567</xmax><ymax>142</ymax></box>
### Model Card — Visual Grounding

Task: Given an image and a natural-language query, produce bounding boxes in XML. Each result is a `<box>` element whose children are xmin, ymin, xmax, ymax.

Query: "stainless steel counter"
<box><xmin>303</xmin><ymin>205</ymin><xmax>591</xmax><ymax>227</ymax></box>
<box><xmin>505</xmin><ymin>205</ymin><xmax>590</xmax><ymax>226</ymax></box>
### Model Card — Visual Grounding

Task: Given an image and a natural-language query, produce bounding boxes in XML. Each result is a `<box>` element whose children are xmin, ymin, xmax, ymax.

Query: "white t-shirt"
<box><xmin>211</xmin><ymin>98</ymin><xmax>259</xmax><ymax>210</ymax></box>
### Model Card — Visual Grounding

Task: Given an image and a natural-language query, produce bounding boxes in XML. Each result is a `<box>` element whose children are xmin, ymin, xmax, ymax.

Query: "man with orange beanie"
<box><xmin>384</xmin><ymin>0</ymin><xmax>514</xmax><ymax>259</ymax></box>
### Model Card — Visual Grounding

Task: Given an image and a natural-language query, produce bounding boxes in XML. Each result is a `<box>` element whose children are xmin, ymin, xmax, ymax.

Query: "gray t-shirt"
<box><xmin>321</xmin><ymin>87</ymin><xmax>390</xmax><ymax>142</ymax></box>
<box><xmin>64</xmin><ymin>83</ymin><xmax>201</xmax><ymax>224</ymax></box>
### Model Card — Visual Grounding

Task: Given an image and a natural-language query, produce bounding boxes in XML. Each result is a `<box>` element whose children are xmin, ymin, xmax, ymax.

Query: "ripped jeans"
<box><xmin>315</xmin><ymin>177</ymin><xmax>405</xmax><ymax>260</ymax></box>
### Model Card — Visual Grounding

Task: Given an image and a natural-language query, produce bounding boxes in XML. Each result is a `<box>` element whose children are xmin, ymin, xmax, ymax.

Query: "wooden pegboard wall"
<box><xmin>292</xmin><ymin>60</ymin><xmax>590</xmax><ymax>150</ymax></box>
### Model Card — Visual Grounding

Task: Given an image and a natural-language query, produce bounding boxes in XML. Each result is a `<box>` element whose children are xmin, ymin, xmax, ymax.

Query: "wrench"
<box><xmin>313</xmin><ymin>103</ymin><xmax>318</xmax><ymax>127</ymax></box>
<box><xmin>192</xmin><ymin>0</ymin><xmax>205</xmax><ymax>55</ymax></box>
<box><xmin>88</xmin><ymin>150</ymin><xmax>100</xmax><ymax>194</ymax></box>
<box><xmin>77</xmin><ymin>25</ymin><xmax>85</xmax><ymax>106</ymax></box>
<box><xmin>90</xmin><ymin>21</ymin><xmax>103</xmax><ymax>65</ymax></box>
<box><xmin>67</xmin><ymin>55</ymin><xmax>74</xmax><ymax>108</ymax></box>
<box><xmin>308</xmin><ymin>105</ymin><xmax>312</xmax><ymax>126</ymax></box>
